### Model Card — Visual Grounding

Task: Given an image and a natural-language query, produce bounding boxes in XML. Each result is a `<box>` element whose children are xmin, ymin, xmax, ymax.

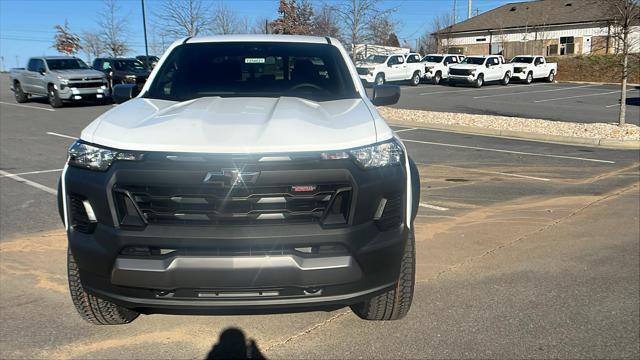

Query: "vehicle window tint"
<box><xmin>406</xmin><ymin>54</ymin><xmax>421</xmax><ymax>63</ymax></box>
<box><xmin>113</xmin><ymin>59</ymin><xmax>145</xmax><ymax>71</ymax></box>
<box><xmin>462</xmin><ymin>57</ymin><xmax>485</xmax><ymax>65</ymax></box>
<box><xmin>46</xmin><ymin>58</ymin><xmax>89</xmax><ymax>70</ymax></box>
<box><xmin>34</xmin><ymin>59</ymin><xmax>45</xmax><ymax>71</ymax></box>
<box><xmin>423</xmin><ymin>55</ymin><xmax>444</xmax><ymax>63</ymax></box>
<box><xmin>511</xmin><ymin>56</ymin><xmax>534</xmax><ymax>63</ymax></box>
<box><xmin>145</xmin><ymin>42</ymin><xmax>358</xmax><ymax>102</ymax></box>
<box><xmin>27</xmin><ymin>59</ymin><xmax>37</xmax><ymax>72</ymax></box>
<box><xmin>395</xmin><ymin>56</ymin><xmax>405</xmax><ymax>64</ymax></box>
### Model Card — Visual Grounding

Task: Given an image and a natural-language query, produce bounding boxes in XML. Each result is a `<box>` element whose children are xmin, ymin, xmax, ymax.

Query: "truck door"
<box><xmin>486</xmin><ymin>57</ymin><xmax>501</xmax><ymax>81</ymax></box>
<box><xmin>386</xmin><ymin>55</ymin><xmax>405</xmax><ymax>81</ymax></box>
<box><xmin>32</xmin><ymin>59</ymin><xmax>47</xmax><ymax>94</ymax></box>
<box><xmin>22</xmin><ymin>59</ymin><xmax>38</xmax><ymax>93</ymax></box>
<box><xmin>443</xmin><ymin>56</ymin><xmax>458</xmax><ymax>77</ymax></box>
<box><xmin>533</xmin><ymin>57</ymin><xmax>545</xmax><ymax>78</ymax></box>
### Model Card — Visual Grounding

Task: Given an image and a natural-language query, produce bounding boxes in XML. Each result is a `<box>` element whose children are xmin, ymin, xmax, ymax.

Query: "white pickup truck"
<box><xmin>421</xmin><ymin>54</ymin><xmax>465</xmax><ymax>85</ymax></box>
<box><xmin>356</xmin><ymin>53</ymin><xmax>424</xmax><ymax>86</ymax></box>
<box><xmin>448</xmin><ymin>55</ymin><xmax>513</xmax><ymax>88</ymax></box>
<box><xmin>509</xmin><ymin>55</ymin><xmax>557</xmax><ymax>84</ymax></box>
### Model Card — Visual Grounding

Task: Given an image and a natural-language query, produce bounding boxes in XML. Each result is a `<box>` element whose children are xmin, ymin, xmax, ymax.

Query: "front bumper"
<box><xmin>58</xmin><ymin>85</ymin><xmax>110</xmax><ymax>100</ymax></box>
<box><xmin>63</xmin><ymin>154</ymin><xmax>411</xmax><ymax>314</ymax></box>
<box><xmin>448</xmin><ymin>75</ymin><xmax>476</xmax><ymax>84</ymax></box>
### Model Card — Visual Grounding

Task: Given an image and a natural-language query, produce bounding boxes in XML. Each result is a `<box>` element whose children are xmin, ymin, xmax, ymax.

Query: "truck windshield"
<box><xmin>114</xmin><ymin>60</ymin><xmax>146</xmax><ymax>71</ymax></box>
<box><xmin>511</xmin><ymin>56</ymin><xmax>534</xmax><ymax>63</ymax></box>
<box><xmin>461</xmin><ymin>57</ymin><xmax>486</xmax><ymax>65</ymax></box>
<box><xmin>422</xmin><ymin>55</ymin><xmax>443</xmax><ymax>63</ymax></box>
<box><xmin>365</xmin><ymin>55</ymin><xmax>388</xmax><ymax>64</ymax></box>
<box><xmin>46</xmin><ymin>59</ymin><xmax>89</xmax><ymax>70</ymax></box>
<box><xmin>145</xmin><ymin>42</ymin><xmax>358</xmax><ymax>102</ymax></box>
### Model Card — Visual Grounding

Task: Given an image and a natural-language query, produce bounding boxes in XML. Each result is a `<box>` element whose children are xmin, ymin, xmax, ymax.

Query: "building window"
<box><xmin>448</xmin><ymin>47</ymin><xmax>464</xmax><ymax>54</ymax></box>
<box><xmin>560</xmin><ymin>36</ymin><xmax>575</xmax><ymax>55</ymax></box>
<box><xmin>476</xmin><ymin>38</ymin><xmax>486</xmax><ymax>42</ymax></box>
<box><xmin>547</xmin><ymin>44</ymin><xmax>558</xmax><ymax>56</ymax></box>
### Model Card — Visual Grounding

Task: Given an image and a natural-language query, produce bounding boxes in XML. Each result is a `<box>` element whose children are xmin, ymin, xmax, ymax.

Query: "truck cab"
<box><xmin>448</xmin><ymin>55</ymin><xmax>513</xmax><ymax>88</ymax></box>
<box><xmin>356</xmin><ymin>53</ymin><xmax>424</xmax><ymax>86</ymax></box>
<box><xmin>421</xmin><ymin>54</ymin><xmax>463</xmax><ymax>85</ymax></box>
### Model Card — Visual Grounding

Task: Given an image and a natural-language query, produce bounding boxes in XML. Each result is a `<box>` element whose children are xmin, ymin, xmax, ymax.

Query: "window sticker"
<box><xmin>245</xmin><ymin>58</ymin><xmax>266</xmax><ymax>64</ymax></box>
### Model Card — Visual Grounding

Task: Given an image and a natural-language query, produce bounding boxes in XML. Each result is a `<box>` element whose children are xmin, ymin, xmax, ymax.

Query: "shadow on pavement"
<box><xmin>205</xmin><ymin>327</ymin><xmax>266</xmax><ymax>360</ymax></box>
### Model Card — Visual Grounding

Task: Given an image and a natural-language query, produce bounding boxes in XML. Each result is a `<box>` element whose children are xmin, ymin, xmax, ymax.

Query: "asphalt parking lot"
<box><xmin>387</xmin><ymin>81</ymin><xmax>640</xmax><ymax>125</ymax></box>
<box><xmin>1</xmin><ymin>72</ymin><xmax>639</xmax><ymax>358</ymax></box>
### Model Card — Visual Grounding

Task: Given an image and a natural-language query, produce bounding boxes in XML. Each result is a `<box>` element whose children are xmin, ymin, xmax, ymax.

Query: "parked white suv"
<box><xmin>510</xmin><ymin>55</ymin><xmax>557</xmax><ymax>84</ymax></box>
<box><xmin>448</xmin><ymin>55</ymin><xmax>513</xmax><ymax>88</ymax></box>
<box><xmin>356</xmin><ymin>53</ymin><xmax>423</xmax><ymax>86</ymax></box>
<box><xmin>421</xmin><ymin>54</ymin><xmax>464</xmax><ymax>85</ymax></box>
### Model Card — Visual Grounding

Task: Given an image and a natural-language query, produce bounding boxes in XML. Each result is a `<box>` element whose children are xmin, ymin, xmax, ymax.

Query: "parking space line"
<box><xmin>0</xmin><ymin>168</ymin><xmax>63</xmax><ymax>178</ymax></box>
<box><xmin>394</xmin><ymin>128</ymin><xmax>418</xmax><ymax>133</ymax></box>
<box><xmin>605</xmin><ymin>103</ymin><xmax>620</xmax><ymax>108</ymax></box>
<box><xmin>401</xmin><ymin>138</ymin><xmax>615</xmax><ymax>164</ymax></box>
<box><xmin>473</xmin><ymin>85</ymin><xmax>597</xmax><ymax>99</ymax></box>
<box><xmin>418</xmin><ymin>83</ymin><xmax>549</xmax><ymax>96</ymax></box>
<box><xmin>534</xmin><ymin>89</ymin><xmax>632</xmax><ymax>103</ymax></box>
<box><xmin>462</xmin><ymin>168</ymin><xmax>550</xmax><ymax>181</ymax></box>
<box><xmin>0</xmin><ymin>170</ymin><xmax>57</xmax><ymax>195</ymax></box>
<box><xmin>46</xmin><ymin>132</ymin><xmax>77</xmax><ymax>140</ymax></box>
<box><xmin>419</xmin><ymin>202</ymin><xmax>449</xmax><ymax>211</ymax></box>
<box><xmin>0</xmin><ymin>101</ymin><xmax>55</xmax><ymax>112</ymax></box>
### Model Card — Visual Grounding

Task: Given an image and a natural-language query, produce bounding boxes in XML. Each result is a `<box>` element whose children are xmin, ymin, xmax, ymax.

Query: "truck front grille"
<box><xmin>356</xmin><ymin>68</ymin><xmax>370</xmax><ymax>75</ymax></box>
<box><xmin>68</xmin><ymin>81</ymin><xmax>104</xmax><ymax>88</ymax></box>
<box><xmin>513</xmin><ymin>67</ymin><xmax>525</xmax><ymax>73</ymax></box>
<box><xmin>113</xmin><ymin>184</ymin><xmax>352</xmax><ymax>228</ymax></box>
<box><xmin>449</xmin><ymin>68</ymin><xmax>471</xmax><ymax>76</ymax></box>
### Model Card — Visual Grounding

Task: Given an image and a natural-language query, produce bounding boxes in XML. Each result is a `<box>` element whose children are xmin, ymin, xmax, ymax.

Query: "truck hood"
<box><xmin>82</xmin><ymin>96</ymin><xmax>379</xmax><ymax>153</ymax></box>
<box><xmin>49</xmin><ymin>69</ymin><xmax>105</xmax><ymax>79</ymax></box>
<box><xmin>423</xmin><ymin>62</ymin><xmax>441</xmax><ymax>66</ymax></box>
<box><xmin>450</xmin><ymin>64</ymin><xmax>482</xmax><ymax>70</ymax></box>
<box><xmin>510</xmin><ymin>62</ymin><xmax>533</xmax><ymax>67</ymax></box>
<box><xmin>356</xmin><ymin>62</ymin><xmax>382</xmax><ymax>69</ymax></box>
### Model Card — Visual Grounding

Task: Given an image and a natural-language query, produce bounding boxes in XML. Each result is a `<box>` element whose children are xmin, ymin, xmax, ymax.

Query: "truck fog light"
<box><xmin>82</xmin><ymin>200</ymin><xmax>97</xmax><ymax>222</ymax></box>
<box><xmin>373</xmin><ymin>198</ymin><xmax>387</xmax><ymax>220</ymax></box>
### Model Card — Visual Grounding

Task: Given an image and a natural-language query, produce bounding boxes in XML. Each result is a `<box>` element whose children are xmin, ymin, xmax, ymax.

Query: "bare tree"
<box><xmin>99</xmin><ymin>0</ymin><xmax>129</xmax><ymax>57</ymax></box>
<box><xmin>332</xmin><ymin>0</ymin><xmax>383</xmax><ymax>61</ymax></box>
<box><xmin>53</xmin><ymin>19</ymin><xmax>81</xmax><ymax>55</ymax></box>
<box><xmin>367</xmin><ymin>13</ymin><xmax>396</xmax><ymax>46</ymax></box>
<box><xmin>250</xmin><ymin>17</ymin><xmax>273</xmax><ymax>34</ymax></box>
<box><xmin>610</xmin><ymin>0</ymin><xmax>640</xmax><ymax>126</ymax></box>
<box><xmin>211</xmin><ymin>2</ymin><xmax>240</xmax><ymax>35</ymax></box>
<box><xmin>431</xmin><ymin>15</ymin><xmax>453</xmax><ymax>53</ymax></box>
<box><xmin>271</xmin><ymin>0</ymin><xmax>314</xmax><ymax>35</ymax></box>
<box><xmin>81</xmin><ymin>31</ymin><xmax>103</xmax><ymax>62</ymax></box>
<box><xmin>156</xmin><ymin>0</ymin><xmax>211</xmax><ymax>38</ymax></box>
<box><xmin>311</xmin><ymin>4</ymin><xmax>342</xmax><ymax>40</ymax></box>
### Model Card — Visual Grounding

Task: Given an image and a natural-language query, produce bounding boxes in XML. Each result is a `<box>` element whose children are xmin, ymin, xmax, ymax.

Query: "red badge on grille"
<box><xmin>291</xmin><ymin>185</ymin><xmax>317</xmax><ymax>192</ymax></box>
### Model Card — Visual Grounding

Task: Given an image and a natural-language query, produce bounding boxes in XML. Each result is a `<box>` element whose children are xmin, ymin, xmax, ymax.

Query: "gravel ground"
<box><xmin>379</xmin><ymin>107</ymin><xmax>640</xmax><ymax>141</ymax></box>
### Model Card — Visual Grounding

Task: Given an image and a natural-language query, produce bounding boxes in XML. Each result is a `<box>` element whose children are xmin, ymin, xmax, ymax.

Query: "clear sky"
<box><xmin>0</xmin><ymin>0</ymin><xmax>516</xmax><ymax>70</ymax></box>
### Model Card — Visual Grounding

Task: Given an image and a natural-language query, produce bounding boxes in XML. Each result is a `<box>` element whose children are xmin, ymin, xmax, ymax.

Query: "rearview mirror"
<box><xmin>371</xmin><ymin>84</ymin><xmax>400</xmax><ymax>106</ymax></box>
<box><xmin>112</xmin><ymin>84</ymin><xmax>140</xmax><ymax>104</ymax></box>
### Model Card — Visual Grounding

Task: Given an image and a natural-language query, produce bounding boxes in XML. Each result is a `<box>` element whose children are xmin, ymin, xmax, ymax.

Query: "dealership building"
<box><xmin>436</xmin><ymin>0</ymin><xmax>640</xmax><ymax>58</ymax></box>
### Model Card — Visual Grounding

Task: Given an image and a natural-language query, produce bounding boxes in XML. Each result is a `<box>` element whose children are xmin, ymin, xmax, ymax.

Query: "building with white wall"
<box><xmin>436</xmin><ymin>0</ymin><xmax>639</xmax><ymax>58</ymax></box>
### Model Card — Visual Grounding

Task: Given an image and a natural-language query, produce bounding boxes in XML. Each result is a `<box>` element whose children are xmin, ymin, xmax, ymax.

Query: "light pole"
<box><xmin>141</xmin><ymin>0</ymin><xmax>150</xmax><ymax>68</ymax></box>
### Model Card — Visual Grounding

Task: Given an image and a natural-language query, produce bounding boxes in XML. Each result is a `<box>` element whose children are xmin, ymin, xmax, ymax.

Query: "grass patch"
<box><xmin>547</xmin><ymin>54</ymin><xmax>640</xmax><ymax>83</ymax></box>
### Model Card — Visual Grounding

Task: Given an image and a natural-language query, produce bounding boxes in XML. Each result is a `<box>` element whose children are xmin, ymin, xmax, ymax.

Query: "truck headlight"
<box><xmin>321</xmin><ymin>140</ymin><xmax>404</xmax><ymax>169</ymax></box>
<box><xmin>68</xmin><ymin>141</ymin><xmax>143</xmax><ymax>171</ymax></box>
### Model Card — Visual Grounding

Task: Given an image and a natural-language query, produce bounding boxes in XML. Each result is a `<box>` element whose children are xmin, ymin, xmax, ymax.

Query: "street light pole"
<box><xmin>141</xmin><ymin>0</ymin><xmax>150</xmax><ymax>68</ymax></box>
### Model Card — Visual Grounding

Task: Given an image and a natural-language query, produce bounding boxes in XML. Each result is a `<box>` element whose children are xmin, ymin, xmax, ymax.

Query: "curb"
<box><xmin>388</xmin><ymin>119</ymin><xmax>640</xmax><ymax>150</ymax></box>
<box><xmin>558</xmin><ymin>80</ymin><xmax>640</xmax><ymax>87</ymax></box>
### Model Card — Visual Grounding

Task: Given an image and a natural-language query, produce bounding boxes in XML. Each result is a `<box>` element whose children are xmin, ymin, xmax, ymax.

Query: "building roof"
<box><xmin>441</xmin><ymin>0</ymin><xmax>622</xmax><ymax>34</ymax></box>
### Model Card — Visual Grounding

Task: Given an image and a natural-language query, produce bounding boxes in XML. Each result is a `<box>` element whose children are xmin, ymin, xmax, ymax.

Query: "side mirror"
<box><xmin>371</xmin><ymin>84</ymin><xmax>400</xmax><ymax>106</ymax></box>
<box><xmin>387</xmin><ymin>62</ymin><xmax>393</xmax><ymax>67</ymax></box>
<box><xmin>38</xmin><ymin>68</ymin><xmax>46</xmax><ymax>75</ymax></box>
<box><xmin>112</xmin><ymin>84</ymin><xmax>139</xmax><ymax>104</ymax></box>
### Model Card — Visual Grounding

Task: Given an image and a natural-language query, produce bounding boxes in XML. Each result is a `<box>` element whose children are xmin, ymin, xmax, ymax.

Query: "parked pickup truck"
<box><xmin>421</xmin><ymin>54</ymin><xmax>465</xmax><ymax>85</ymax></box>
<box><xmin>59</xmin><ymin>34</ymin><xmax>420</xmax><ymax>325</ymax></box>
<box><xmin>448</xmin><ymin>55</ymin><xmax>513</xmax><ymax>88</ymax></box>
<box><xmin>10</xmin><ymin>56</ymin><xmax>109</xmax><ymax>108</ymax></box>
<box><xmin>356</xmin><ymin>53</ymin><xmax>423</xmax><ymax>86</ymax></box>
<box><xmin>509</xmin><ymin>55</ymin><xmax>557</xmax><ymax>84</ymax></box>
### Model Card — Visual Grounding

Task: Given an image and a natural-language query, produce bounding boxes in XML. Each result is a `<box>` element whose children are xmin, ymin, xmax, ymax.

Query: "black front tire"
<box><xmin>48</xmin><ymin>85</ymin><xmax>63</xmax><ymax>108</ymax></box>
<box><xmin>524</xmin><ymin>72</ymin><xmax>533</xmax><ymax>84</ymax></box>
<box><xmin>351</xmin><ymin>227</ymin><xmax>416</xmax><ymax>321</ymax></box>
<box><xmin>474</xmin><ymin>74</ymin><xmax>484</xmax><ymax>88</ymax></box>
<box><xmin>374</xmin><ymin>73</ymin><xmax>385</xmax><ymax>86</ymax></box>
<box><xmin>409</xmin><ymin>71</ymin><xmax>420</xmax><ymax>86</ymax></box>
<box><xmin>432</xmin><ymin>71</ymin><xmax>442</xmax><ymax>85</ymax></box>
<box><xmin>500</xmin><ymin>72</ymin><xmax>511</xmax><ymax>86</ymax></box>
<box><xmin>546</xmin><ymin>71</ymin><xmax>555</xmax><ymax>83</ymax></box>
<box><xmin>68</xmin><ymin>247</ymin><xmax>139</xmax><ymax>325</ymax></box>
<box><xmin>14</xmin><ymin>82</ymin><xmax>28</xmax><ymax>103</ymax></box>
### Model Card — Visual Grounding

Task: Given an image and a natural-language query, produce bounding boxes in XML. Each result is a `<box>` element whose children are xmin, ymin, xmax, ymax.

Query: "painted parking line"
<box><xmin>401</xmin><ymin>138</ymin><xmax>615</xmax><ymax>164</ymax></box>
<box><xmin>419</xmin><ymin>202</ymin><xmax>450</xmax><ymax>211</ymax></box>
<box><xmin>46</xmin><ymin>131</ymin><xmax>77</xmax><ymax>140</ymax></box>
<box><xmin>394</xmin><ymin>128</ymin><xmax>419</xmax><ymax>133</ymax></box>
<box><xmin>0</xmin><ymin>101</ymin><xmax>55</xmax><ymax>112</ymax></box>
<box><xmin>472</xmin><ymin>84</ymin><xmax>597</xmax><ymax>99</ymax></box>
<box><xmin>418</xmin><ymin>83</ymin><xmax>550</xmax><ymax>96</ymax></box>
<box><xmin>0</xmin><ymin>170</ymin><xmax>57</xmax><ymax>195</ymax></box>
<box><xmin>605</xmin><ymin>103</ymin><xmax>620</xmax><ymax>108</ymax></box>
<box><xmin>534</xmin><ymin>89</ymin><xmax>633</xmax><ymax>103</ymax></box>
<box><xmin>0</xmin><ymin>168</ymin><xmax>63</xmax><ymax>178</ymax></box>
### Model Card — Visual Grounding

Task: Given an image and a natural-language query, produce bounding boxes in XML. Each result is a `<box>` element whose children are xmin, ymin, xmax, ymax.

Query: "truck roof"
<box><xmin>186</xmin><ymin>34</ymin><xmax>335</xmax><ymax>45</ymax></box>
<box><xmin>32</xmin><ymin>56</ymin><xmax>79</xmax><ymax>60</ymax></box>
